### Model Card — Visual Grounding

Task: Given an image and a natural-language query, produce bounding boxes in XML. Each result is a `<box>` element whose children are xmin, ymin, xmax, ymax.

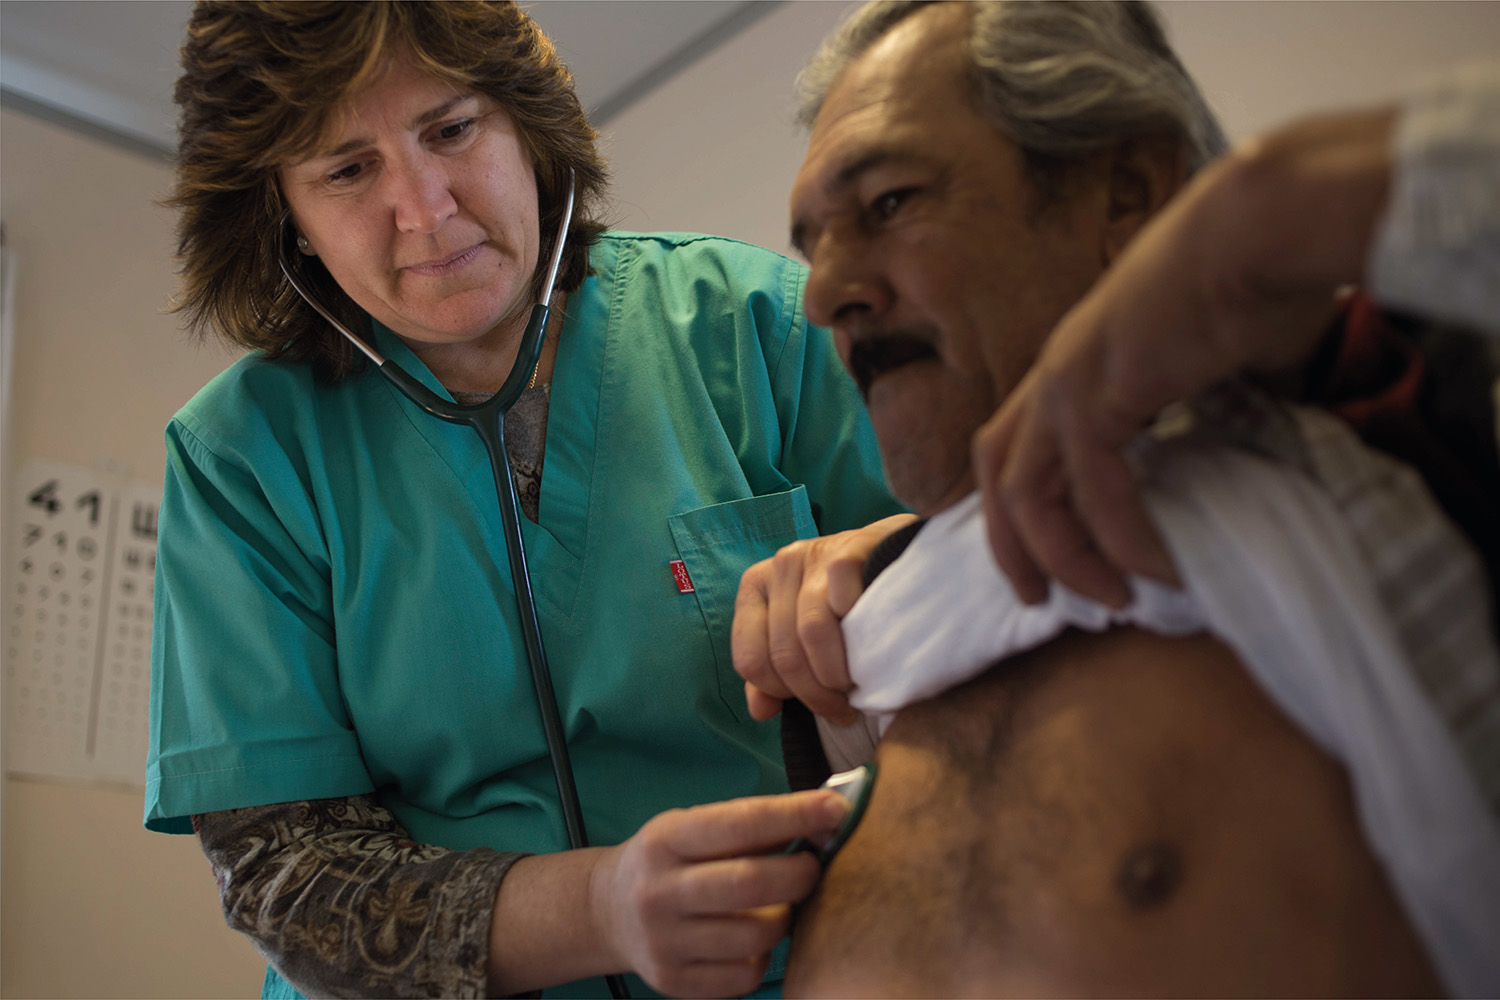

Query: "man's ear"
<box><xmin>1102</xmin><ymin>134</ymin><xmax>1189</xmax><ymax>265</ymax></box>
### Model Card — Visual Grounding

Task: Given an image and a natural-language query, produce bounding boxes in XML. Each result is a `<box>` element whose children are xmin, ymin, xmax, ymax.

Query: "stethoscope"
<box><xmin>280</xmin><ymin>176</ymin><xmax>641</xmax><ymax>997</ymax></box>
<box><xmin>279</xmin><ymin>174</ymin><xmax>877</xmax><ymax>995</ymax></box>
<box><xmin>279</xmin><ymin>175</ymin><xmax>590</xmax><ymax>846</ymax></box>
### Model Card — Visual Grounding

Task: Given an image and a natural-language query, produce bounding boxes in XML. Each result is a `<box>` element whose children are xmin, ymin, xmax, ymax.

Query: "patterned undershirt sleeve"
<box><xmin>1368</xmin><ymin>60</ymin><xmax>1500</xmax><ymax>338</ymax></box>
<box><xmin>1190</xmin><ymin>381</ymin><xmax>1500</xmax><ymax>814</ymax></box>
<box><xmin>194</xmin><ymin>796</ymin><xmax>527</xmax><ymax>999</ymax></box>
<box><xmin>194</xmin><ymin>383</ymin><xmax>551</xmax><ymax>996</ymax></box>
<box><xmin>453</xmin><ymin>383</ymin><xmax>549</xmax><ymax>523</ymax></box>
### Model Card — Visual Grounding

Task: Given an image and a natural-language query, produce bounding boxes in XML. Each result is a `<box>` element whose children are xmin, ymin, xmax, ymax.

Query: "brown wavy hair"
<box><xmin>170</xmin><ymin>1</ymin><xmax>610</xmax><ymax>379</ymax></box>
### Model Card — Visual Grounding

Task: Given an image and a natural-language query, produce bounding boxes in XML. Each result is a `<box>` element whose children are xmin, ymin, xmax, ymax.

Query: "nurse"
<box><xmin>146</xmin><ymin>3</ymin><xmax>906</xmax><ymax>998</ymax></box>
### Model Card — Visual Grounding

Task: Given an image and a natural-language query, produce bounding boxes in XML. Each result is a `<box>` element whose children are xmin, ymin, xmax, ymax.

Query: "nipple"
<box><xmin>1116</xmin><ymin>841</ymin><xmax>1182</xmax><ymax>910</ymax></box>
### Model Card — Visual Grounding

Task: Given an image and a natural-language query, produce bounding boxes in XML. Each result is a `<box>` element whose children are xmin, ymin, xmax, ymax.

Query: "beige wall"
<box><xmin>3</xmin><ymin>1</ymin><xmax>1499</xmax><ymax>997</ymax></box>
<box><xmin>0</xmin><ymin>108</ymin><xmax>259</xmax><ymax>996</ymax></box>
<box><xmin>602</xmin><ymin>1</ymin><xmax>1500</xmax><ymax>252</ymax></box>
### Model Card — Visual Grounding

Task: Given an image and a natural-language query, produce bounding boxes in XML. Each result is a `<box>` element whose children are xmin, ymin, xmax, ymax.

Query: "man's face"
<box><xmin>790</xmin><ymin>3</ymin><xmax>1113</xmax><ymax>515</ymax></box>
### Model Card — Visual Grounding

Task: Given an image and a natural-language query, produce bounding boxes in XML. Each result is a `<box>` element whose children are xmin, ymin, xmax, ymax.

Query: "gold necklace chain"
<box><xmin>528</xmin><ymin>293</ymin><xmax>565</xmax><ymax>390</ymax></box>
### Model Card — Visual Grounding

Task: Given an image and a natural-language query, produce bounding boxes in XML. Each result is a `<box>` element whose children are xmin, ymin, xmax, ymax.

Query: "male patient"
<box><xmin>749</xmin><ymin>1</ymin><xmax>1500</xmax><ymax>995</ymax></box>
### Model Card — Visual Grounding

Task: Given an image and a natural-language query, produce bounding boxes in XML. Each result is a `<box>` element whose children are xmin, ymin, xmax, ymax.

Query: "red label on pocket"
<box><xmin>669</xmin><ymin>559</ymin><xmax>695</xmax><ymax>593</ymax></box>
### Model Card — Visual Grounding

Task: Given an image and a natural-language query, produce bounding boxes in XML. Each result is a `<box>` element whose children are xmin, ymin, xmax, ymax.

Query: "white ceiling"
<box><xmin>0</xmin><ymin>0</ymin><xmax>774</xmax><ymax>160</ymax></box>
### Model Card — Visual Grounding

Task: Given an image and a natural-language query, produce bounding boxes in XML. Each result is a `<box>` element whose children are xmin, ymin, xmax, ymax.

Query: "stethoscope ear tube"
<box><xmin>277</xmin><ymin>175</ymin><xmax>594</xmax><ymax>847</ymax></box>
<box><xmin>279</xmin><ymin>173</ymin><xmax>623</xmax><ymax>997</ymax></box>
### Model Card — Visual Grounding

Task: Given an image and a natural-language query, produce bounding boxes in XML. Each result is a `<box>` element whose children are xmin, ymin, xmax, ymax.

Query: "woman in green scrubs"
<box><xmin>146</xmin><ymin>3</ymin><xmax>904</xmax><ymax>997</ymax></box>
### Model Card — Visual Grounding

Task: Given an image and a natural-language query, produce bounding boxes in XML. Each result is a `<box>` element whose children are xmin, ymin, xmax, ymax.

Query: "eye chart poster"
<box><xmin>5</xmin><ymin>459</ymin><xmax>159</xmax><ymax>787</ymax></box>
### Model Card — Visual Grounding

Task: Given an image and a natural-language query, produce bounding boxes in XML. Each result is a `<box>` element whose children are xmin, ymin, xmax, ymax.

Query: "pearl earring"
<box><xmin>296</xmin><ymin>234</ymin><xmax>314</xmax><ymax>255</ymax></box>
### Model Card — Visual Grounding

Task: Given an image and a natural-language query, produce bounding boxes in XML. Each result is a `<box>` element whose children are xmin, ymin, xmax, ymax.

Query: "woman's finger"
<box><xmin>653</xmin><ymin>790</ymin><xmax>847</xmax><ymax>864</ymax></box>
<box><xmin>648</xmin><ymin>953</ymin><xmax>775</xmax><ymax>1000</ymax></box>
<box><xmin>658</xmin><ymin>908</ymin><xmax>792</xmax><ymax>965</ymax></box>
<box><xmin>675</xmin><ymin>854</ymin><xmax>825</xmax><ymax>915</ymax></box>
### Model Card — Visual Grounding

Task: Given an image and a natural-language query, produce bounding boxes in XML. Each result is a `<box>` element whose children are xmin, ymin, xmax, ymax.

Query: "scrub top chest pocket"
<box><xmin>668</xmin><ymin>485</ymin><xmax>819</xmax><ymax>720</ymax></box>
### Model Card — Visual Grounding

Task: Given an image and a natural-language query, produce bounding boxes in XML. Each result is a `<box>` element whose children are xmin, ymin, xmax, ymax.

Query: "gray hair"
<box><xmin>797</xmin><ymin>1</ymin><xmax>1229</xmax><ymax>195</ymax></box>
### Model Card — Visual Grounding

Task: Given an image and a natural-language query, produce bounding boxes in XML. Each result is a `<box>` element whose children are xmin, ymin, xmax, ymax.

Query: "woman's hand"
<box><xmin>731</xmin><ymin>514</ymin><xmax>918</xmax><ymax>722</ymax></box>
<box><xmin>590</xmin><ymin>790</ymin><xmax>847</xmax><ymax>997</ymax></box>
<box><xmin>490</xmin><ymin>791</ymin><xmax>846</xmax><ymax>997</ymax></box>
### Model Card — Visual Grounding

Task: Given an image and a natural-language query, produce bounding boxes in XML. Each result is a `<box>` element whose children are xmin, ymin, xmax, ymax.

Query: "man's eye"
<box><xmin>872</xmin><ymin>188</ymin><xmax>915</xmax><ymax>220</ymax></box>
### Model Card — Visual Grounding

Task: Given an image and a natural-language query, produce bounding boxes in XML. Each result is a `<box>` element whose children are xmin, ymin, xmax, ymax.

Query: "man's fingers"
<box><xmin>1010</xmin><ymin>494</ymin><xmax>1132</xmax><ymax>608</ymax></box>
<box><xmin>765</xmin><ymin>544</ymin><xmax>852</xmax><ymax>719</ymax></box>
<box><xmin>795</xmin><ymin>568</ymin><xmax>853</xmax><ymax>705</ymax></box>
<box><xmin>1067</xmin><ymin>440</ymin><xmax>1180</xmax><ymax>588</ymax></box>
<box><xmin>1002</xmin><ymin>404</ymin><xmax>1133</xmax><ymax>607</ymax></box>
<box><xmin>734</xmin><ymin>521</ymin><xmax>909</xmax><ymax>724</ymax></box>
<box><xmin>985</xmin><ymin>505</ymin><xmax>1051</xmax><ymax>606</ymax></box>
<box><xmin>764</xmin><ymin>546</ymin><xmax>814</xmax><ymax>692</ymax></box>
<box><xmin>975</xmin><ymin>398</ymin><xmax>1054</xmax><ymax>605</ymax></box>
<box><xmin>744</xmin><ymin>682</ymin><xmax>783</xmax><ymax>722</ymax></box>
<box><xmin>822</xmin><ymin>514</ymin><xmax>919</xmax><ymax>616</ymax></box>
<box><xmin>730</xmin><ymin>568</ymin><xmax>792</xmax><ymax>702</ymax></box>
<box><xmin>821</xmin><ymin>547</ymin><xmax>868</xmax><ymax>620</ymax></box>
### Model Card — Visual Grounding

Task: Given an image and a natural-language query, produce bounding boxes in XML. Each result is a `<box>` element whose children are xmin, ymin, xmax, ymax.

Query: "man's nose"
<box><xmin>391</xmin><ymin>157</ymin><xmax>458</xmax><ymax>234</ymax></box>
<box><xmin>803</xmin><ymin>231</ymin><xmax>890</xmax><ymax>330</ymax></box>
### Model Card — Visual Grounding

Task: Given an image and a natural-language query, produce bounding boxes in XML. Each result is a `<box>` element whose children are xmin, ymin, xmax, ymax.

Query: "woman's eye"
<box><xmin>326</xmin><ymin>162</ymin><xmax>363</xmax><ymax>184</ymax></box>
<box><xmin>436</xmin><ymin>118</ymin><xmax>476</xmax><ymax>143</ymax></box>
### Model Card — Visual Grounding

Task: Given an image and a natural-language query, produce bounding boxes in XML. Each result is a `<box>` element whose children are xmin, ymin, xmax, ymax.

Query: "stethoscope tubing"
<box><xmin>277</xmin><ymin>179</ymin><xmax>592</xmax><ymax>851</ymax></box>
<box><xmin>280</xmin><ymin>177</ymin><xmax>638</xmax><ymax>997</ymax></box>
<box><xmin>371</xmin><ymin>308</ymin><xmax>589</xmax><ymax>852</ymax></box>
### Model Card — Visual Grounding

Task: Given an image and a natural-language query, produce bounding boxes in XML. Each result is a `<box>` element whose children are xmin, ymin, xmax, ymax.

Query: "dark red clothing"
<box><xmin>783</xmin><ymin>293</ymin><xmax>1500</xmax><ymax>790</ymax></box>
<box><xmin>1307</xmin><ymin>293</ymin><xmax>1500</xmax><ymax>608</ymax></box>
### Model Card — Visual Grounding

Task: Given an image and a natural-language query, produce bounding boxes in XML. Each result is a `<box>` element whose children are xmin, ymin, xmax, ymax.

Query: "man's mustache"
<box><xmin>846</xmin><ymin>331</ymin><xmax>940</xmax><ymax>397</ymax></box>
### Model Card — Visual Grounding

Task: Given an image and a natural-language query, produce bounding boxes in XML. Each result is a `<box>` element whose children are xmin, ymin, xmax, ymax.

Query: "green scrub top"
<box><xmin>147</xmin><ymin>233</ymin><xmax>903</xmax><ymax>995</ymax></box>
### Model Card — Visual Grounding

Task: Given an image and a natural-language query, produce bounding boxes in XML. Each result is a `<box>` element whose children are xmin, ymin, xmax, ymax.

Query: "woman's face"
<box><xmin>278</xmin><ymin>53</ymin><xmax>541</xmax><ymax>358</ymax></box>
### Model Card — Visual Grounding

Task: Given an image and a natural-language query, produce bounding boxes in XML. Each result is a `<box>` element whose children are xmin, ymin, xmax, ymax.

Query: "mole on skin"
<box><xmin>1117</xmin><ymin>841</ymin><xmax>1183</xmax><ymax>910</ymax></box>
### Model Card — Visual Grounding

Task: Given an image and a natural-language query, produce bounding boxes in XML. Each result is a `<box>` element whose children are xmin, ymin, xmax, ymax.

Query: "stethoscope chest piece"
<box><xmin>786</xmin><ymin>762</ymin><xmax>878</xmax><ymax>866</ymax></box>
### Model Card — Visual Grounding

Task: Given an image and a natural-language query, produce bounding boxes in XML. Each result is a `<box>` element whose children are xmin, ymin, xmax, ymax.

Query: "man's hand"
<box><xmin>974</xmin><ymin>111</ymin><xmax>1393</xmax><ymax>607</ymax></box>
<box><xmin>731</xmin><ymin>514</ymin><xmax>918</xmax><ymax>722</ymax></box>
<box><xmin>972</xmin><ymin>267</ymin><xmax>1194</xmax><ymax>610</ymax></box>
<box><xmin>590</xmin><ymin>790</ymin><xmax>848</xmax><ymax>998</ymax></box>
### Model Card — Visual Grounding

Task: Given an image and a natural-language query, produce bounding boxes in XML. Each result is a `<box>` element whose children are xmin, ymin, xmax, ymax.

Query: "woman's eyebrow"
<box><xmin>410</xmin><ymin>93</ymin><xmax>476</xmax><ymax>130</ymax></box>
<box><xmin>312</xmin><ymin>94</ymin><xmax>478</xmax><ymax>162</ymax></box>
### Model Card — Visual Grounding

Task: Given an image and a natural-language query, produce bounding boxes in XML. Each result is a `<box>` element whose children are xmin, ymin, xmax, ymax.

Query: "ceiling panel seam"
<box><xmin>1</xmin><ymin>0</ymin><xmax>784</xmax><ymax>166</ymax></box>
<box><xmin>589</xmin><ymin>0</ymin><xmax>784</xmax><ymax>126</ymax></box>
